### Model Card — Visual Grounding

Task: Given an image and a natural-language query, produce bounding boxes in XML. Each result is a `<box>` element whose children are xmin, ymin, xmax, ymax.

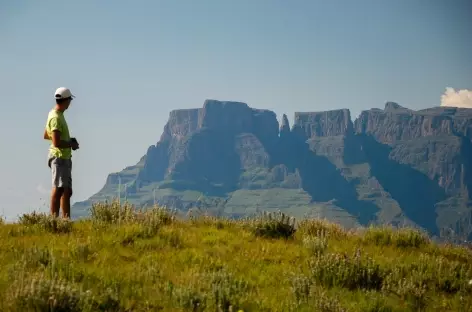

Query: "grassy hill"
<box><xmin>1</xmin><ymin>201</ymin><xmax>471</xmax><ymax>311</ymax></box>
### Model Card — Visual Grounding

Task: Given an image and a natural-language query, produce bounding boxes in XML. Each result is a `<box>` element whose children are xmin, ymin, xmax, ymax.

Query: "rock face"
<box><xmin>73</xmin><ymin>100</ymin><xmax>472</xmax><ymax>242</ymax></box>
<box><xmin>292</xmin><ymin>109</ymin><xmax>353</xmax><ymax>140</ymax></box>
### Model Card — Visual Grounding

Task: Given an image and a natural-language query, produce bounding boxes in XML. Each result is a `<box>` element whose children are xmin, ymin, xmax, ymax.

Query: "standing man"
<box><xmin>43</xmin><ymin>87</ymin><xmax>79</xmax><ymax>218</ymax></box>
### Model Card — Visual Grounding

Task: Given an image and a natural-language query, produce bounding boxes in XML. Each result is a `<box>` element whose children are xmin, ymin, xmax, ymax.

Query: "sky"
<box><xmin>1</xmin><ymin>0</ymin><xmax>471</xmax><ymax>221</ymax></box>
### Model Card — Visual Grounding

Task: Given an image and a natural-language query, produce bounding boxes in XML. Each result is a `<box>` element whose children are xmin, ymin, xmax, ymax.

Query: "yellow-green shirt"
<box><xmin>45</xmin><ymin>109</ymin><xmax>71</xmax><ymax>159</ymax></box>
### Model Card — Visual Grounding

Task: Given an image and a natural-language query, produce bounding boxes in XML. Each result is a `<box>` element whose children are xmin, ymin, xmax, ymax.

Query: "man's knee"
<box><xmin>52</xmin><ymin>187</ymin><xmax>72</xmax><ymax>198</ymax></box>
<box><xmin>51</xmin><ymin>187</ymin><xmax>63</xmax><ymax>199</ymax></box>
<box><xmin>63</xmin><ymin>188</ymin><xmax>73</xmax><ymax>198</ymax></box>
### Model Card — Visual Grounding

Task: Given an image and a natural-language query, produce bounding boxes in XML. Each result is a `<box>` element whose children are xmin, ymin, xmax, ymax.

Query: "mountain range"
<box><xmin>72</xmin><ymin>100</ymin><xmax>472</xmax><ymax>241</ymax></box>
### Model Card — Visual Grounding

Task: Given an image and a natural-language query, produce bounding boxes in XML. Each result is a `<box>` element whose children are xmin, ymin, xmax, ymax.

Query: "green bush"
<box><xmin>309</xmin><ymin>250</ymin><xmax>386</xmax><ymax>290</ymax></box>
<box><xmin>383</xmin><ymin>254</ymin><xmax>472</xmax><ymax>295</ymax></box>
<box><xmin>18</xmin><ymin>212</ymin><xmax>72</xmax><ymax>234</ymax></box>
<box><xmin>298</xmin><ymin>218</ymin><xmax>347</xmax><ymax>239</ymax></box>
<box><xmin>90</xmin><ymin>199</ymin><xmax>176</xmax><ymax>227</ymax></box>
<box><xmin>245</xmin><ymin>211</ymin><xmax>296</xmax><ymax>239</ymax></box>
<box><xmin>7</xmin><ymin>273</ymin><xmax>82</xmax><ymax>311</ymax></box>
<box><xmin>303</xmin><ymin>235</ymin><xmax>328</xmax><ymax>256</ymax></box>
<box><xmin>363</xmin><ymin>226</ymin><xmax>430</xmax><ymax>248</ymax></box>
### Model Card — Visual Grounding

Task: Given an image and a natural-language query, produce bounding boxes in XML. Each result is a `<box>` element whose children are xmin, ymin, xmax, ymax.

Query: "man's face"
<box><xmin>64</xmin><ymin>98</ymin><xmax>72</xmax><ymax>110</ymax></box>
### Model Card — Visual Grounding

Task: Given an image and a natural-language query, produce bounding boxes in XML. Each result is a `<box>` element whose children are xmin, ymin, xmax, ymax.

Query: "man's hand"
<box><xmin>70</xmin><ymin>137</ymin><xmax>79</xmax><ymax>150</ymax></box>
<box><xmin>51</xmin><ymin>131</ymin><xmax>78</xmax><ymax>149</ymax></box>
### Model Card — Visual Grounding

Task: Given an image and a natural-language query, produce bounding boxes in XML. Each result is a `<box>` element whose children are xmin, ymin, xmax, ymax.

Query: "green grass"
<box><xmin>0</xmin><ymin>201</ymin><xmax>471</xmax><ymax>311</ymax></box>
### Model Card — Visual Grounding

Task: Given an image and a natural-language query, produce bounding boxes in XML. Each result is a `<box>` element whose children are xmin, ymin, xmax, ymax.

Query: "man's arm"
<box><xmin>48</xmin><ymin>117</ymin><xmax>72</xmax><ymax>148</ymax></box>
<box><xmin>43</xmin><ymin>129</ymin><xmax>50</xmax><ymax>140</ymax></box>
<box><xmin>51</xmin><ymin>130</ymin><xmax>73</xmax><ymax>148</ymax></box>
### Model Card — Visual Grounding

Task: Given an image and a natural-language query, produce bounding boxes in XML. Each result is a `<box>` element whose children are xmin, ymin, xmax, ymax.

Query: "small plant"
<box><xmin>303</xmin><ymin>235</ymin><xmax>328</xmax><ymax>256</ymax></box>
<box><xmin>42</xmin><ymin>216</ymin><xmax>73</xmax><ymax>234</ymax></box>
<box><xmin>382</xmin><ymin>254</ymin><xmax>472</xmax><ymax>296</ymax></box>
<box><xmin>246</xmin><ymin>211</ymin><xmax>296</xmax><ymax>239</ymax></box>
<box><xmin>69</xmin><ymin>242</ymin><xmax>94</xmax><ymax>262</ymax></box>
<box><xmin>311</xmin><ymin>289</ymin><xmax>346</xmax><ymax>312</ymax></box>
<box><xmin>90</xmin><ymin>199</ymin><xmax>176</xmax><ymax>226</ymax></box>
<box><xmin>140</xmin><ymin>204</ymin><xmax>176</xmax><ymax>226</ymax></box>
<box><xmin>309</xmin><ymin>250</ymin><xmax>386</xmax><ymax>291</ymax></box>
<box><xmin>290</xmin><ymin>283</ymin><xmax>347</xmax><ymax>312</ymax></box>
<box><xmin>173</xmin><ymin>285</ymin><xmax>208</xmax><ymax>311</ymax></box>
<box><xmin>90</xmin><ymin>199</ymin><xmax>136</xmax><ymax>224</ymax></box>
<box><xmin>192</xmin><ymin>215</ymin><xmax>236</xmax><ymax>229</ymax></box>
<box><xmin>22</xmin><ymin>246</ymin><xmax>54</xmax><ymax>269</ymax></box>
<box><xmin>209</xmin><ymin>270</ymin><xmax>250</xmax><ymax>311</ymax></box>
<box><xmin>363</xmin><ymin>226</ymin><xmax>430</xmax><ymax>248</ymax></box>
<box><xmin>18</xmin><ymin>212</ymin><xmax>72</xmax><ymax>234</ymax></box>
<box><xmin>7</xmin><ymin>273</ymin><xmax>82</xmax><ymax>311</ymax></box>
<box><xmin>290</xmin><ymin>274</ymin><xmax>312</xmax><ymax>304</ymax></box>
<box><xmin>159</xmin><ymin>229</ymin><xmax>183</xmax><ymax>248</ymax></box>
<box><xmin>5</xmin><ymin>272</ymin><xmax>123</xmax><ymax>312</ymax></box>
<box><xmin>358</xmin><ymin>292</ymin><xmax>394</xmax><ymax>312</ymax></box>
<box><xmin>0</xmin><ymin>215</ymin><xmax>5</xmax><ymax>225</ymax></box>
<box><xmin>18</xmin><ymin>211</ymin><xmax>47</xmax><ymax>225</ymax></box>
<box><xmin>298</xmin><ymin>218</ymin><xmax>347</xmax><ymax>239</ymax></box>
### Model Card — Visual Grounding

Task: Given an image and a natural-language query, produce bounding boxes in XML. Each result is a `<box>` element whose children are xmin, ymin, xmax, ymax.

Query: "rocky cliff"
<box><xmin>73</xmin><ymin>100</ymin><xmax>472</xmax><ymax>241</ymax></box>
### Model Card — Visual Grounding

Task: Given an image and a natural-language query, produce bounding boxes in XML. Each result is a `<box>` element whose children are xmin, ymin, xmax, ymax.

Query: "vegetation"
<box><xmin>0</xmin><ymin>200</ymin><xmax>471</xmax><ymax>311</ymax></box>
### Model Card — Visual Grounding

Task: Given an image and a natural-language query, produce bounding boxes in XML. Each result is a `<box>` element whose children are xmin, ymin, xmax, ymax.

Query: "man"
<box><xmin>43</xmin><ymin>87</ymin><xmax>79</xmax><ymax>218</ymax></box>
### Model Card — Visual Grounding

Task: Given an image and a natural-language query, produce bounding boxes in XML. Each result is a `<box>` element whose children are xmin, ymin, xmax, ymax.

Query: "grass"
<box><xmin>0</xmin><ymin>200</ymin><xmax>471</xmax><ymax>311</ymax></box>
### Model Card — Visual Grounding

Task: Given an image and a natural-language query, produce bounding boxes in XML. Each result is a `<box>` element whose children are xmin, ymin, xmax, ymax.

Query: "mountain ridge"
<box><xmin>73</xmin><ymin>99</ymin><xmax>472</xmax><ymax>241</ymax></box>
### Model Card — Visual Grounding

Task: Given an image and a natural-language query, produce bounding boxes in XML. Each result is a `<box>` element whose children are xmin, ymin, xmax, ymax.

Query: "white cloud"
<box><xmin>440</xmin><ymin>87</ymin><xmax>472</xmax><ymax>108</ymax></box>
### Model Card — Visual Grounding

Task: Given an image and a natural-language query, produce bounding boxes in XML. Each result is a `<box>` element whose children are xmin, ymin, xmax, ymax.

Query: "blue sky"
<box><xmin>1</xmin><ymin>0</ymin><xmax>471</xmax><ymax>220</ymax></box>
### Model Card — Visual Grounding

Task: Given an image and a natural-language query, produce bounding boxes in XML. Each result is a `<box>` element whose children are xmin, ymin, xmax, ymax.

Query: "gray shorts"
<box><xmin>49</xmin><ymin>157</ymin><xmax>72</xmax><ymax>189</ymax></box>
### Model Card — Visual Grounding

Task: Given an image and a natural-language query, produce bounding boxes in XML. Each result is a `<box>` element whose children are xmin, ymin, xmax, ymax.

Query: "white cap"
<box><xmin>54</xmin><ymin>87</ymin><xmax>75</xmax><ymax>100</ymax></box>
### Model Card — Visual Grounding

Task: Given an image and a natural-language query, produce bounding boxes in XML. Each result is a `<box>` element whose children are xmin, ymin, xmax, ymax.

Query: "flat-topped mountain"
<box><xmin>73</xmin><ymin>100</ymin><xmax>472</xmax><ymax>241</ymax></box>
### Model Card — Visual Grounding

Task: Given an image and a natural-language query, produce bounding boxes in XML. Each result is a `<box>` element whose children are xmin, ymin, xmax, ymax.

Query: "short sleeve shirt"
<box><xmin>46</xmin><ymin>109</ymin><xmax>71</xmax><ymax>159</ymax></box>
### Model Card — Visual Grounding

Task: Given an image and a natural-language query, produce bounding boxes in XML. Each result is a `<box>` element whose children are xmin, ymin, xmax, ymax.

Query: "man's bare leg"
<box><xmin>60</xmin><ymin>188</ymin><xmax>72</xmax><ymax>218</ymax></box>
<box><xmin>50</xmin><ymin>187</ymin><xmax>63</xmax><ymax>217</ymax></box>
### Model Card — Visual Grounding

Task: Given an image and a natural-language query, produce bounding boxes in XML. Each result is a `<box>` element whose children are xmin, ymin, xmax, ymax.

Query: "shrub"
<box><xmin>5</xmin><ymin>272</ymin><xmax>123</xmax><ymax>312</ymax></box>
<box><xmin>191</xmin><ymin>215</ymin><xmax>236</xmax><ymax>229</ymax></box>
<box><xmin>18</xmin><ymin>211</ymin><xmax>47</xmax><ymax>226</ymax></box>
<box><xmin>21</xmin><ymin>246</ymin><xmax>54</xmax><ymax>269</ymax></box>
<box><xmin>245</xmin><ymin>211</ymin><xmax>296</xmax><ymax>239</ymax></box>
<box><xmin>297</xmin><ymin>218</ymin><xmax>347</xmax><ymax>239</ymax></box>
<box><xmin>303</xmin><ymin>235</ymin><xmax>328</xmax><ymax>256</ymax></box>
<box><xmin>363</xmin><ymin>226</ymin><xmax>430</xmax><ymax>248</ymax></box>
<box><xmin>6</xmin><ymin>273</ymin><xmax>82</xmax><ymax>311</ymax></box>
<box><xmin>309</xmin><ymin>250</ymin><xmax>386</xmax><ymax>290</ymax></box>
<box><xmin>90</xmin><ymin>200</ymin><xmax>136</xmax><ymax>224</ymax></box>
<box><xmin>173</xmin><ymin>284</ymin><xmax>208</xmax><ymax>311</ymax></box>
<box><xmin>209</xmin><ymin>270</ymin><xmax>250</xmax><ymax>311</ymax></box>
<box><xmin>289</xmin><ymin>276</ymin><xmax>347</xmax><ymax>312</ymax></box>
<box><xmin>90</xmin><ymin>199</ymin><xmax>176</xmax><ymax>227</ymax></box>
<box><xmin>18</xmin><ymin>212</ymin><xmax>72</xmax><ymax>234</ymax></box>
<box><xmin>171</xmin><ymin>270</ymin><xmax>250</xmax><ymax>311</ymax></box>
<box><xmin>382</xmin><ymin>254</ymin><xmax>472</xmax><ymax>296</ymax></box>
<box><xmin>290</xmin><ymin>274</ymin><xmax>312</xmax><ymax>304</ymax></box>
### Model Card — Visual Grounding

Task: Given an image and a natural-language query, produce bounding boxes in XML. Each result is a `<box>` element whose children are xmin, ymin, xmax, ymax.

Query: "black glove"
<box><xmin>70</xmin><ymin>137</ymin><xmax>79</xmax><ymax>150</ymax></box>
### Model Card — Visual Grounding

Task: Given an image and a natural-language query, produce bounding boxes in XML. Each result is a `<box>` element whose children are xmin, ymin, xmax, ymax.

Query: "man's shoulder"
<box><xmin>46</xmin><ymin>109</ymin><xmax>64</xmax><ymax>131</ymax></box>
<box><xmin>48</xmin><ymin>109</ymin><xmax>59</xmax><ymax>119</ymax></box>
<box><xmin>47</xmin><ymin>109</ymin><xmax>66</xmax><ymax>124</ymax></box>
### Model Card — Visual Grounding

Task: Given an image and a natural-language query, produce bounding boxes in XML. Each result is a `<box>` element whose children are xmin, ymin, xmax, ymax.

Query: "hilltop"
<box><xmin>73</xmin><ymin>100</ymin><xmax>472</xmax><ymax>241</ymax></box>
<box><xmin>0</xmin><ymin>203</ymin><xmax>471</xmax><ymax>311</ymax></box>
